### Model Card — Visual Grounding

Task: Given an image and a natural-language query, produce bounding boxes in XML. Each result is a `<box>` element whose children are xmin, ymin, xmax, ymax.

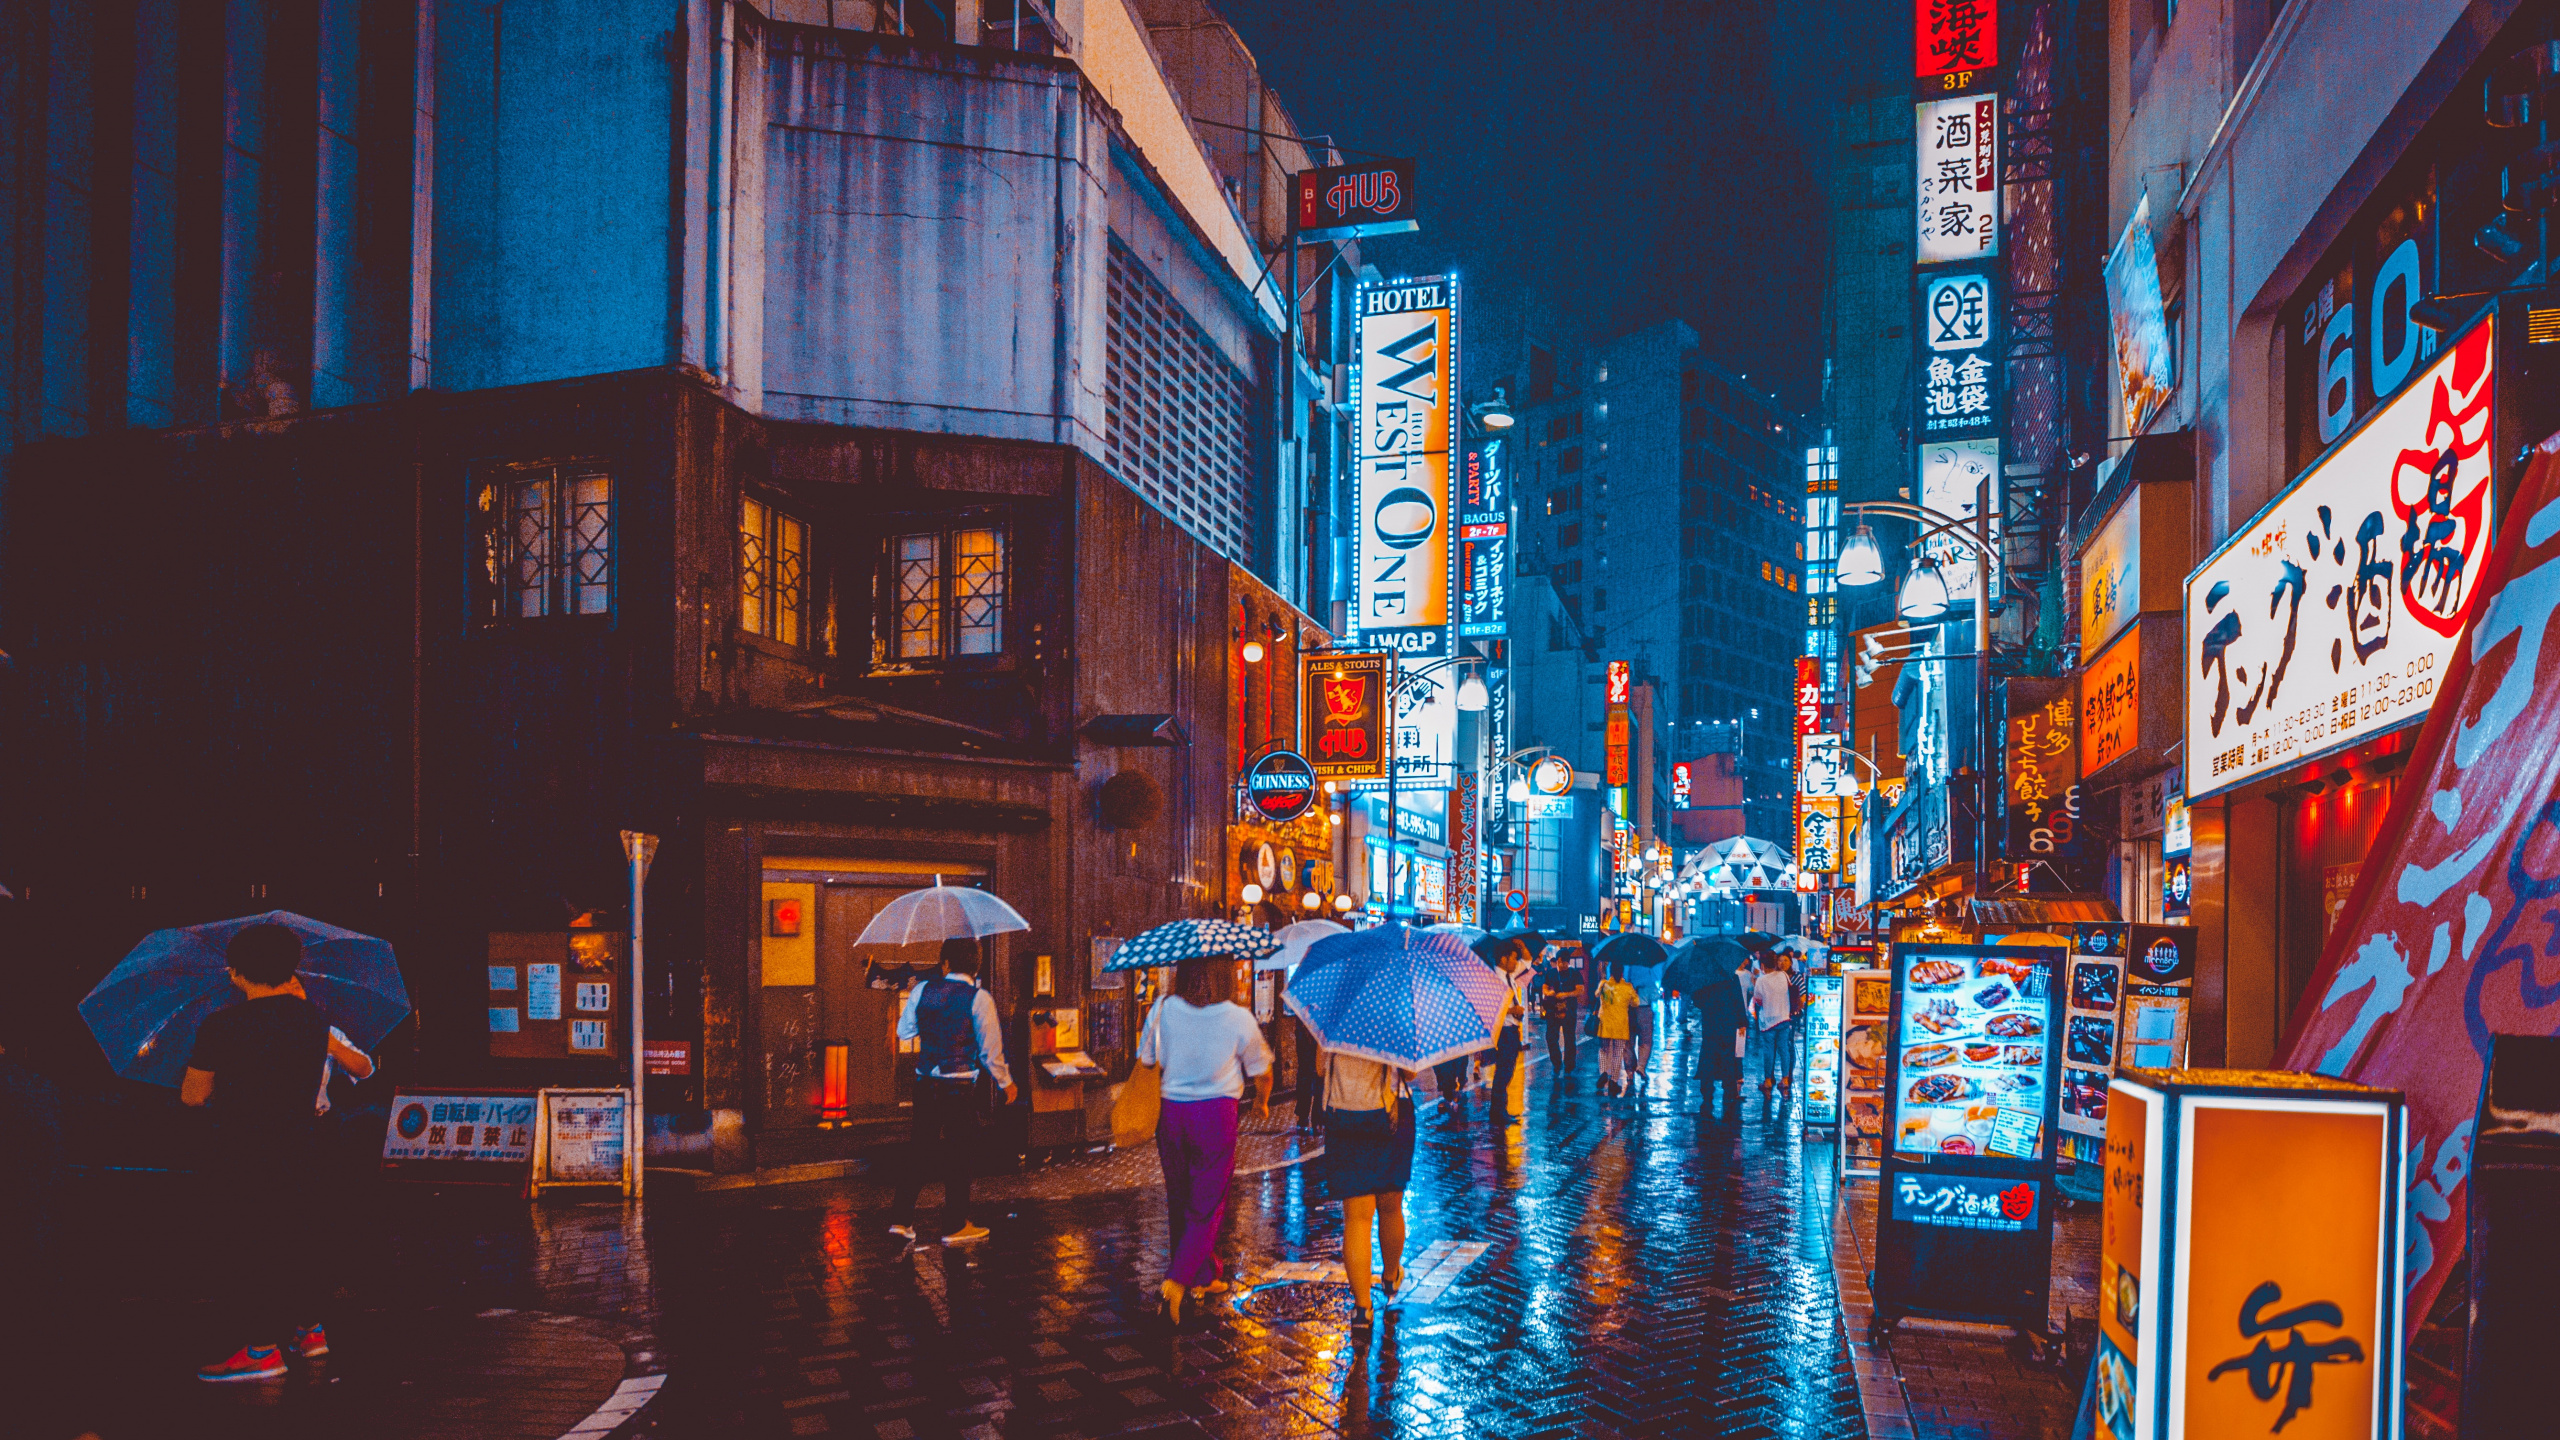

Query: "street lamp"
<box><xmin>1368</xmin><ymin>652</ymin><xmax>1491</xmax><ymax>920</ymax></box>
<box><xmin>1837</xmin><ymin>524</ymin><xmax>1885</xmax><ymax>587</ymax></box>
<box><xmin>1896</xmin><ymin>559</ymin><xmax>1951</xmax><ymax>621</ymax></box>
<box><xmin>1470</xmin><ymin>386</ymin><xmax>1515</xmax><ymax>431</ymax></box>
<box><xmin>1838</xmin><ymin>490</ymin><xmax>2006</xmax><ymax>870</ymax></box>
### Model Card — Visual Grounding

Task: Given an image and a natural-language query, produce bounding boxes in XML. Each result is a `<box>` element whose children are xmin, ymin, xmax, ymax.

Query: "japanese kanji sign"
<box><xmin>2185</xmin><ymin>317</ymin><xmax>2494</xmax><ymax>799</ymax></box>
<box><xmin>1915</xmin><ymin>0</ymin><xmax>1998</xmax><ymax>79</ymax></box>
<box><xmin>2004</xmin><ymin>678</ymin><xmax>2081</xmax><ymax>859</ymax></box>
<box><xmin>1918</xmin><ymin>268</ymin><xmax>2003</xmax><ymax>439</ymax></box>
<box><xmin>1915</xmin><ymin>93</ymin><xmax>1999</xmax><ymax>265</ymax></box>
<box><xmin>2281</xmin><ymin>430</ymin><xmax>2560</xmax><ymax>1350</ymax></box>
<box><xmin>1799</xmin><ymin>797</ymin><xmax>1849</xmax><ymax>875</ymax></box>
<box><xmin>2081</xmin><ymin>628</ymin><xmax>2140</xmax><ymax>777</ymax></box>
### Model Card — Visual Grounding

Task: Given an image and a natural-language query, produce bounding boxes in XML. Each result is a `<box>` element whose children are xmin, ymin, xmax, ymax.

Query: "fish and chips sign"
<box><xmin>1302</xmin><ymin>651</ymin><xmax>1390</xmax><ymax>783</ymax></box>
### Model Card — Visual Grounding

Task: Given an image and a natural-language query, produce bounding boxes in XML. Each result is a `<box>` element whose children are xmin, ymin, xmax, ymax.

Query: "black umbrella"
<box><xmin>1664</xmin><ymin>936</ymin><xmax>1751</xmax><ymax>995</ymax></box>
<box><xmin>1736</xmin><ymin>930</ymin><xmax>1783</xmax><ymax>951</ymax></box>
<box><xmin>1472</xmin><ymin>927</ymin><xmax>1544</xmax><ymax>963</ymax></box>
<box><xmin>1591</xmin><ymin>933</ymin><xmax>1669</xmax><ymax>971</ymax></box>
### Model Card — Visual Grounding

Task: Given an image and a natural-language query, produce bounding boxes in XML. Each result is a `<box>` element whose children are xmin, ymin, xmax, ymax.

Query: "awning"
<box><xmin>1967</xmin><ymin>894</ymin><xmax>2120</xmax><ymax>927</ymax></box>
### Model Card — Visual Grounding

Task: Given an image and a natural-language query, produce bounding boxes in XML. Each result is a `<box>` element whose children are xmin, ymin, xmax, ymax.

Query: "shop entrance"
<box><xmin>759</xmin><ymin>859</ymin><xmax>987</xmax><ymax>1131</ymax></box>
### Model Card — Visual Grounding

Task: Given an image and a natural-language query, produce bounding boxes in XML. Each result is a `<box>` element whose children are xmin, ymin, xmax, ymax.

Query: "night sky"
<box><xmin>1213</xmin><ymin>0</ymin><xmax>1897</xmax><ymax>416</ymax></box>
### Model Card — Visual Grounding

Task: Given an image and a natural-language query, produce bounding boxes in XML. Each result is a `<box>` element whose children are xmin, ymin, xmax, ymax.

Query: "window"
<box><xmin>473</xmin><ymin>463</ymin><xmax>612</xmax><ymax>621</ymax></box>
<box><xmin>1546</xmin><ymin>484</ymin><xmax>1581</xmax><ymax>515</ymax></box>
<box><xmin>883</xmin><ymin>526</ymin><xmax>1007</xmax><ymax>662</ymax></box>
<box><xmin>740</xmin><ymin>497</ymin><xmax>811</xmax><ymax>648</ymax></box>
<box><xmin>1558</xmin><ymin>523</ymin><xmax>1581</xmax><ymax>550</ymax></box>
<box><xmin>1558</xmin><ymin>447</ymin><xmax>1582</xmax><ymax>475</ymax></box>
<box><xmin>1553</xmin><ymin>559</ymin><xmax>1582</xmax><ymax>584</ymax></box>
<box><xmin>1525</xmin><ymin>820</ymin><xmax>1561</xmax><ymax>903</ymax></box>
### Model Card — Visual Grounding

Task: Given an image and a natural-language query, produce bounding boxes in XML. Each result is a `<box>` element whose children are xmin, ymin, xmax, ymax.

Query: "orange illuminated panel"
<box><xmin>2095</xmin><ymin>1079</ymin><xmax>2156</xmax><ymax>1440</ymax></box>
<box><xmin>820</xmin><ymin>1043</ymin><xmax>851</xmax><ymax>1127</ymax></box>
<box><xmin>2081</xmin><ymin>628</ymin><xmax>2139</xmax><ymax>777</ymax></box>
<box><xmin>2171</xmin><ymin>1098</ymin><xmax>2397</xmax><ymax>1440</ymax></box>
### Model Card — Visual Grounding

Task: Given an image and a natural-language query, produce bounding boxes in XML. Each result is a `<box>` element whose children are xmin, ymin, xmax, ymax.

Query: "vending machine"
<box><xmin>1872</xmin><ymin>942</ymin><xmax>2068</xmax><ymax>1329</ymax></box>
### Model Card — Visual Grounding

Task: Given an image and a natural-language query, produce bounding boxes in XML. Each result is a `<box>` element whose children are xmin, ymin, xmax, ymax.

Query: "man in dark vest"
<box><xmin>889</xmin><ymin>937</ymin><xmax>1016</xmax><ymax>1244</ymax></box>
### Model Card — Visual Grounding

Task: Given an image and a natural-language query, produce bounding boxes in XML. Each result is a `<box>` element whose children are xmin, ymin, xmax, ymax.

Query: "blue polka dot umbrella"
<box><xmin>1104</xmin><ymin>918</ymin><xmax>1279</xmax><ymax>971</ymax></box>
<box><xmin>1283</xmin><ymin>924</ymin><xmax>1510</xmax><ymax>1070</ymax></box>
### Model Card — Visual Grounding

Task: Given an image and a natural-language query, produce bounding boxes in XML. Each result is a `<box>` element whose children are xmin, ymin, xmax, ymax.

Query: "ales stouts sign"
<box><xmin>1302</xmin><ymin>652</ymin><xmax>1390</xmax><ymax>783</ymax></box>
<box><xmin>1353</xmin><ymin>276</ymin><xmax>1458</xmax><ymax>659</ymax></box>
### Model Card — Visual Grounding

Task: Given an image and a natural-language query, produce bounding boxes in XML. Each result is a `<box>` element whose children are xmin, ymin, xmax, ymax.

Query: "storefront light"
<box><xmin>1301</xmin><ymin>890</ymin><xmax>1324</xmax><ymax>910</ymax></box>
<box><xmin>1240</xmin><ymin>883</ymin><xmax>1264</xmax><ymax>905</ymax></box>
<box><xmin>1241</xmin><ymin>639</ymin><xmax>1266</xmax><ymax>664</ymax></box>
<box><xmin>1333</xmin><ymin>893</ymin><xmax>1356</xmax><ymax>913</ymax></box>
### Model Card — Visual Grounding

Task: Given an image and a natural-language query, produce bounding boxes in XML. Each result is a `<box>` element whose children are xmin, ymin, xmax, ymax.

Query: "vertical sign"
<box><xmin>2004</xmin><ymin>679</ymin><xmax>2081</xmax><ymax>859</ymax></box>
<box><xmin>2080</xmin><ymin>628</ymin><xmax>2140</xmax><ymax>776</ymax></box>
<box><xmin>1917</xmin><ymin>438</ymin><xmax>2003</xmax><ymax>606</ymax></box>
<box><xmin>1605</xmin><ymin>659</ymin><xmax>1632</xmax><ymax>787</ymax></box>
<box><xmin>1916</xmin><ymin>93</ymin><xmax>1999</xmax><ymax>265</ymax></box>
<box><xmin>1452</xmin><ymin>774</ymin><xmax>1479</xmax><ymax>925</ymax></box>
<box><xmin>1293</xmin><ymin>157</ymin><xmax>1421</xmax><ymax>240</ymax></box>
<box><xmin>1915</xmin><ymin>0</ymin><xmax>1998</xmax><ymax>79</ymax></box>
<box><xmin>2094</xmin><ymin>1079</ymin><xmax>2152</xmax><ymax>1440</ymax></box>
<box><xmin>1918</xmin><ymin>267</ymin><xmax>2003</xmax><ymax>439</ymax></box>
<box><xmin>1459</xmin><ymin>437</ymin><xmax>1509</xmax><ymax>638</ymax></box>
<box><xmin>1302</xmin><ymin>651</ymin><xmax>1391</xmax><ymax>782</ymax></box>
<box><xmin>1672</xmin><ymin>761</ymin><xmax>1692</xmax><ymax>809</ymax></box>
<box><xmin>1352</xmin><ymin>276</ymin><xmax>1459</xmax><ymax>659</ymax></box>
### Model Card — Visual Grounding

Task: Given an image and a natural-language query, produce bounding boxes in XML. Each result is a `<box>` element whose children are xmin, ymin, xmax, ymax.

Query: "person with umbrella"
<box><xmin>176</xmin><ymin>924</ymin><xmax>346</xmax><ymax>1381</ymax></box>
<box><xmin>888</xmin><ymin>937</ymin><xmax>1016</xmax><ymax>1246</ymax></box>
<box><xmin>1125</xmin><ymin>921</ymin><xmax>1275</xmax><ymax>1325</ymax></box>
<box><xmin>1287</xmin><ymin>925</ymin><xmax>1506</xmax><ymax>1329</ymax></box>
<box><xmin>1677</xmin><ymin>939</ymin><xmax>1750</xmax><ymax>1124</ymax></box>
<box><xmin>1591</xmin><ymin>933</ymin><xmax>1669</xmax><ymax>1095</ymax></box>
<box><xmin>1470</xmin><ymin>930</ymin><xmax>1539</xmax><ymax>1125</ymax></box>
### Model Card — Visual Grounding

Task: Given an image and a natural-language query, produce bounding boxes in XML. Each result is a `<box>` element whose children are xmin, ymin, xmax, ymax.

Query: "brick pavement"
<box><xmin>1827</xmin><ymin>1176</ymin><xmax>2096</xmax><ymax>1439</ymax></box>
<box><xmin>38</xmin><ymin>1030</ymin><xmax>1958</xmax><ymax>1440</ymax></box>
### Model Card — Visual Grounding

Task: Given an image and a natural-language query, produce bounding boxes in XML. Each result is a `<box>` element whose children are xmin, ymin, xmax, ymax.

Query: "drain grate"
<box><xmin>1233</xmin><ymin>1280</ymin><xmax>1362</xmax><ymax>1323</ymax></box>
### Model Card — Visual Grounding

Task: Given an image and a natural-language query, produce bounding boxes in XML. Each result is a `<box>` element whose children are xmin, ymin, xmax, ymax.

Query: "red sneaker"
<box><xmin>197</xmin><ymin>1345</ymin><xmax>288</xmax><ymax>1382</ymax></box>
<box><xmin>292</xmin><ymin>1324</ymin><xmax>329</xmax><ymax>1359</ymax></box>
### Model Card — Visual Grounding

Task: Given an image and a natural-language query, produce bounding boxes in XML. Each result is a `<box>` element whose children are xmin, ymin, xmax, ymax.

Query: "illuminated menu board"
<box><xmin>1892</xmin><ymin>947</ymin><xmax>2061</xmax><ymax>1162</ymax></box>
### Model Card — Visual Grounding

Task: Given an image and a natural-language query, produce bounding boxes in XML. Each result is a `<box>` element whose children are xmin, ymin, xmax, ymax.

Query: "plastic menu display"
<box><xmin>2060</xmin><ymin>922</ymin><xmax>2129</xmax><ymax>1160</ymax></box>
<box><xmin>1891</xmin><ymin>949</ymin><xmax>2058</xmax><ymax>1162</ymax></box>
<box><xmin>1801</xmin><ymin>972</ymin><xmax>1845</xmax><ymax>1128</ymax></box>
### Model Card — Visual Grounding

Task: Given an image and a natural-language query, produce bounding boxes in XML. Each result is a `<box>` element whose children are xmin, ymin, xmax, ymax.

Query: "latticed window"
<box><xmin>882</xmin><ymin>526</ymin><xmax>1006</xmax><ymax>663</ymax></box>
<box><xmin>473</xmin><ymin>464</ymin><xmax>612</xmax><ymax>622</ymax></box>
<box><xmin>1102</xmin><ymin>237</ymin><xmax>1255</xmax><ymax>563</ymax></box>
<box><xmin>740</xmin><ymin>497</ymin><xmax>810</xmax><ymax>648</ymax></box>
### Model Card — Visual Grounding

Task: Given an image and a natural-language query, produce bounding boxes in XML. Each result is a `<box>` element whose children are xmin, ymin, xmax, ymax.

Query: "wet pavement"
<box><xmin>30</xmin><ymin>1031</ymin><xmax>2073</xmax><ymax>1440</ymax></box>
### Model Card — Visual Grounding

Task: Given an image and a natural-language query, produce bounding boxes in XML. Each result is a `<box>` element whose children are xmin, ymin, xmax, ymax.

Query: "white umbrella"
<box><xmin>1266</xmin><ymin>919</ymin><xmax>1349</xmax><ymax>970</ymax></box>
<box><xmin>855</xmin><ymin>878</ymin><xmax>1030</xmax><ymax>946</ymax></box>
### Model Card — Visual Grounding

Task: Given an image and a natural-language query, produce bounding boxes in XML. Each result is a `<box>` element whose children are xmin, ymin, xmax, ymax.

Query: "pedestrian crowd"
<box><xmin>881</xmin><ymin>921</ymin><xmax>1809</xmax><ymax>1331</ymax></box>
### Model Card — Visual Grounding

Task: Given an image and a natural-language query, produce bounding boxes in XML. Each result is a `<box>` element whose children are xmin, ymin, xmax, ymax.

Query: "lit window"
<box><xmin>1526</xmin><ymin>821</ymin><xmax>1561</xmax><ymax>903</ymax></box>
<box><xmin>740</xmin><ymin>497</ymin><xmax>811</xmax><ymax>647</ymax></box>
<box><xmin>883</xmin><ymin>526</ymin><xmax>1007</xmax><ymax>663</ymax></box>
<box><xmin>474</xmin><ymin>463</ymin><xmax>612</xmax><ymax>622</ymax></box>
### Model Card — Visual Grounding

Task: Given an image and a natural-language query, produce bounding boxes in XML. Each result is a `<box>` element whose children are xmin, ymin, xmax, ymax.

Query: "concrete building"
<box><xmin>2103</xmin><ymin>0</ymin><xmax>2556</xmax><ymax>1074</ymax></box>
<box><xmin>1505</xmin><ymin>322</ymin><xmax>1808</xmax><ymax>850</ymax></box>
<box><xmin>0</xmin><ymin>1</ymin><xmax>1357</xmax><ymax>1164</ymax></box>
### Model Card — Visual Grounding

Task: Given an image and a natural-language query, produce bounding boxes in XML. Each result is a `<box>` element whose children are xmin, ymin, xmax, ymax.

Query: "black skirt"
<box><xmin>1320</xmin><ymin>1099</ymin><xmax>1416</xmax><ymax>1200</ymax></box>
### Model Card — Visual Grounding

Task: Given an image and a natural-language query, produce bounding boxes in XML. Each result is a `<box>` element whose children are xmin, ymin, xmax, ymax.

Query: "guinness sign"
<box><xmin>1243</xmin><ymin>750</ymin><xmax>1319</xmax><ymax>823</ymax></box>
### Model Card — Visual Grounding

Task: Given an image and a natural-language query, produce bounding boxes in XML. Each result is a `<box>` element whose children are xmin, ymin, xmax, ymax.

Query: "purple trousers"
<box><xmin>1156</xmin><ymin>1097</ymin><xmax>1240</xmax><ymax>1287</ymax></box>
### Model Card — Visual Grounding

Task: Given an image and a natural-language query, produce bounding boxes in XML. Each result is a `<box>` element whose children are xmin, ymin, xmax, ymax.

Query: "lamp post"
<box><xmin>1835</xmin><ymin>484</ymin><xmax>2005</xmax><ymax>872</ymax></box>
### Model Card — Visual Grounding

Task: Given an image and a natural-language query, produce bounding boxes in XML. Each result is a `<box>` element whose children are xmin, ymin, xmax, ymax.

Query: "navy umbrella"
<box><xmin>80</xmin><ymin>910</ymin><xmax>411</xmax><ymax>1088</ymax></box>
<box><xmin>1471</xmin><ymin>927</ymin><xmax>1544</xmax><ymax>964</ymax></box>
<box><xmin>1284</xmin><ymin>924</ymin><xmax>1508</xmax><ymax>1070</ymax></box>
<box><xmin>1105</xmin><ymin>918</ymin><xmax>1279</xmax><ymax>971</ymax></box>
<box><xmin>1592</xmin><ymin>933</ymin><xmax>1670</xmax><ymax>971</ymax></box>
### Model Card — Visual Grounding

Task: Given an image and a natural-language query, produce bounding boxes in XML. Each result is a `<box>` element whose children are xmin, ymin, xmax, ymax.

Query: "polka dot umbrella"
<box><xmin>1104</xmin><ymin>918</ymin><xmax>1280</xmax><ymax>970</ymax></box>
<box><xmin>1282</xmin><ymin>923</ymin><xmax>1509</xmax><ymax>1070</ymax></box>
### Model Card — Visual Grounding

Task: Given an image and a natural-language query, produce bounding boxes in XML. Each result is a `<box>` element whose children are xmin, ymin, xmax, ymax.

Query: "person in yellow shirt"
<box><xmin>1595</xmin><ymin>964</ymin><xmax>1641</xmax><ymax>1098</ymax></box>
